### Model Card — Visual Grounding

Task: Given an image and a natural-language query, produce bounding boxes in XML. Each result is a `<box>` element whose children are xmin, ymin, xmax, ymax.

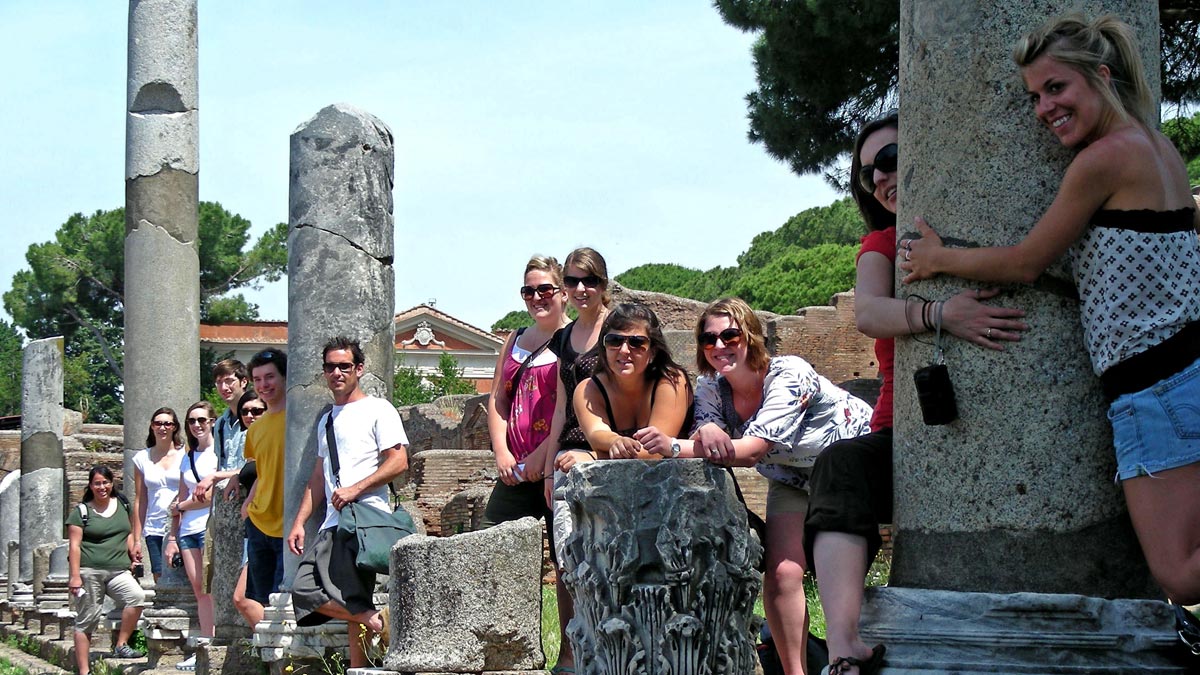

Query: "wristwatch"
<box><xmin>670</xmin><ymin>440</ymin><xmax>681</xmax><ymax>458</ymax></box>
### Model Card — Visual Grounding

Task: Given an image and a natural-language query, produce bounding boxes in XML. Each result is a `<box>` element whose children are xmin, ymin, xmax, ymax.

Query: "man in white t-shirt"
<box><xmin>287</xmin><ymin>337</ymin><xmax>409</xmax><ymax>669</ymax></box>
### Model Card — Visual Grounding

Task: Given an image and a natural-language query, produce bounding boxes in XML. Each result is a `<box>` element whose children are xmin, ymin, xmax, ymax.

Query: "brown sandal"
<box><xmin>828</xmin><ymin>644</ymin><xmax>886</xmax><ymax>675</ymax></box>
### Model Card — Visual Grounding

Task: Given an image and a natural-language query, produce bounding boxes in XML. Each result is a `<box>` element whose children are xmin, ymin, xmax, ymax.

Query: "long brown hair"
<box><xmin>144</xmin><ymin>407</ymin><xmax>182</xmax><ymax>448</ymax></box>
<box><xmin>184</xmin><ymin>401</ymin><xmax>216</xmax><ymax>452</ymax></box>
<box><xmin>849</xmin><ymin>110</ymin><xmax>899</xmax><ymax>233</ymax></box>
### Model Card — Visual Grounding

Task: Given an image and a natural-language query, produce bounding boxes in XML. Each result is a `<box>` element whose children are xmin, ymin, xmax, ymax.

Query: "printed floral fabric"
<box><xmin>501</xmin><ymin>338</ymin><xmax>559</xmax><ymax>461</ymax></box>
<box><xmin>694</xmin><ymin>355</ymin><xmax>873</xmax><ymax>489</ymax></box>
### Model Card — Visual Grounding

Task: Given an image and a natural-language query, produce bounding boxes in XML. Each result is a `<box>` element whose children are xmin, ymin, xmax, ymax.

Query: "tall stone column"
<box><xmin>123</xmin><ymin>0</ymin><xmax>200</xmax><ymax>489</ymax></box>
<box><xmin>869</xmin><ymin>2</ymin><xmax>1182</xmax><ymax>671</ymax></box>
<box><xmin>559</xmin><ymin>460</ymin><xmax>762</xmax><ymax>675</ymax></box>
<box><xmin>19</xmin><ymin>337</ymin><xmax>65</xmax><ymax>587</ymax></box>
<box><xmin>283</xmin><ymin>104</ymin><xmax>396</xmax><ymax>585</ymax></box>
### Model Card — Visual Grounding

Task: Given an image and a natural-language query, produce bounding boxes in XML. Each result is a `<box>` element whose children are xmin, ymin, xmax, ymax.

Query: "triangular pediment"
<box><xmin>393</xmin><ymin>304</ymin><xmax>503</xmax><ymax>354</ymax></box>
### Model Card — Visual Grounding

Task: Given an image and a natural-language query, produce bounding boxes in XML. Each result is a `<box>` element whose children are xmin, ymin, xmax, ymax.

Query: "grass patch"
<box><xmin>0</xmin><ymin>656</ymin><xmax>29</xmax><ymax>675</ymax></box>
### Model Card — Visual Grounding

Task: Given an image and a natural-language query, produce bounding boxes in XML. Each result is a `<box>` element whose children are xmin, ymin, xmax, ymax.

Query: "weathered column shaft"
<box><xmin>893</xmin><ymin>0</ymin><xmax>1160</xmax><ymax>598</ymax></box>
<box><xmin>19</xmin><ymin>337</ymin><xmax>65</xmax><ymax>584</ymax></box>
<box><xmin>283</xmin><ymin>104</ymin><xmax>396</xmax><ymax>584</ymax></box>
<box><xmin>560</xmin><ymin>460</ymin><xmax>762</xmax><ymax>675</ymax></box>
<box><xmin>123</xmin><ymin>0</ymin><xmax>200</xmax><ymax>491</ymax></box>
<box><xmin>0</xmin><ymin>470</ymin><xmax>20</xmax><ymax>578</ymax></box>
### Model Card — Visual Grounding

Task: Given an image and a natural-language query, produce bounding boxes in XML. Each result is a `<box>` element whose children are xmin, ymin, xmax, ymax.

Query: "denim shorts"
<box><xmin>178</xmin><ymin>531</ymin><xmax>205</xmax><ymax>551</ymax></box>
<box><xmin>145</xmin><ymin>535</ymin><xmax>164</xmax><ymax>575</ymax></box>
<box><xmin>1109</xmin><ymin>355</ymin><xmax>1200</xmax><ymax>481</ymax></box>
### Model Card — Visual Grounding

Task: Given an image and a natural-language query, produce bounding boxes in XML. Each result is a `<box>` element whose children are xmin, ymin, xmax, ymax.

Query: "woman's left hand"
<box><xmin>632</xmin><ymin>426</ymin><xmax>672</xmax><ymax>457</ymax></box>
<box><xmin>899</xmin><ymin>217</ymin><xmax>945</xmax><ymax>283</ymax></box>
<box><xmin>608</xmin><ymin>436</ymin><xmax>643</xmax><ymax>459</ymax></box>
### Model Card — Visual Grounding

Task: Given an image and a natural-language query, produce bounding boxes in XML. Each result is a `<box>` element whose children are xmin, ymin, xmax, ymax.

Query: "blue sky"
<box><xmin>0</xmin><ymin>1</ymin><xmax>839</xmax><ymax>333</ymax></box>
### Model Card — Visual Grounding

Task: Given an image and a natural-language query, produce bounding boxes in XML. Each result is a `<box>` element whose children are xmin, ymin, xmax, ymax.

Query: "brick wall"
<box><xmin>408</xmin><ymin>449</ymin><xmax>497</xmax><ymax>536</ymax></box>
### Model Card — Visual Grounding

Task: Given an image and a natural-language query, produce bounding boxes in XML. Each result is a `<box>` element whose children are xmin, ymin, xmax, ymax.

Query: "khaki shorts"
<box><xmin>73</xmin><ymin>567</ymin><xmax>146</xmax><ymax>634</ymax></box>
<box><xmin>765</xmin><ymin>478</ymin><xmax>810</xmax><ymax>516</ymax></box>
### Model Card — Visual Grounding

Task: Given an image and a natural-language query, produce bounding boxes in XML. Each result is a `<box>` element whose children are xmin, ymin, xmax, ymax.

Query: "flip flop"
<box><xmin>550</xmin><ymin>665</ymin><xmax>576</xmax><ymax>675</ymax></box>
<box><xmin>828</xmin><ymin>644</ymin><xmax>886</xmax><ymax>675</ymax></box>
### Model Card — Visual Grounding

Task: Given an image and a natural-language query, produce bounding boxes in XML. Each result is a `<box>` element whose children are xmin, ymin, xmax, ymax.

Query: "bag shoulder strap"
<box><xmin>215</xmin><ymin>414</ymin><xmax>227</xmax><ymax>466</ymax></box>
<box><xmin>77</xmin><ymin>503</ymin><xmax>89</xmax><ymax>527</ymax></box>
<box><xmin>188</xmin><ymin>448</ymin><xmax>201</xmax><ymax>484</ymax></box>
<box><xmin>325</xmin><ymin>408</ymin><xmax>398</xmax><ymax>499</ymax></box>
<box><xmin>509</xmin><ymin>330</ymin><xmax>554</xmax><ymax>400</ymax></box>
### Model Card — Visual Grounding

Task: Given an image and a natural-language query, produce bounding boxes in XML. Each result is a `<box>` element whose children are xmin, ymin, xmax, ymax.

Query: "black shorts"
<box><xmin>292</xmin><ymin>526</ymin><xmax>376</xmax><ymax>626</ymax></box>
<box><xmin>804</xmin><ymin>428</ymin><xmax>893</xmax><ymax>573</ymax></box>
<box><xmin>482</xmin><ymin>479</ymin><xmax>555</xmax><ymax>563</ymax></box>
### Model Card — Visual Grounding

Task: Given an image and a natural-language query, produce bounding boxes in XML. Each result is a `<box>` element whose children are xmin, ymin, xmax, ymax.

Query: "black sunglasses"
<box><xmin>857</xmin><ymin>143</ymin><xmax>898</xmax><ymax>192</ymax></box>
<box><xmin>563</xmin><ymin>274</ymin><xmax>602</xmax><ymax>289</ymax></box>
<box><xmin>603</xmin><ymin>333</ymin><xmax>650</xmax><ymax>350</ymax></box>
<box><xmin>240</xmin><ymin>407</ymin><xmax>267</xmax><ymax>417</ymax></box>
<box><xmin>699</xmin><ymin>327</ymin><xmax>744</xmax><ymax>350</ymax></box>
<box><xmin>322</xmin><ymin>362</ymin><xmax>356</xmax><ymax>374</ymax></box>
<box><xmin>187</xmin><ymin>417</ymin><xmax>211</xmax><ymax>426</ymax></box>
<box><xmin>519</xmin><ymin>284</ymin><xmax>560</xmax><ymax>300</ymax></box>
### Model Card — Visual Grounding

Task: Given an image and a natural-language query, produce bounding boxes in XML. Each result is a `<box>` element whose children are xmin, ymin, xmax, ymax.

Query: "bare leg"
<box><xmin>115</xmin><ymin>606</ymin><xmax>143</xmax><ymax>647</ymax></box>
<box><xmin>554</xmin><ymin>575</ymin><xmax>575</xmax><ymax>668</ymax></box>
<box><xmin>233</xmin><ymin>565</ymin><xmax>265</xmax><ymax>628</ymax></box>
<box><xmin>813</xmin><ymin>531</ymin><xmax>874</xmax><ymax>671</ymax></box>
<box><xmin>182</xmin><ymin>547</ymin><xmax>214</xmax><ymax>636</ymax></box>
<box><xmin>763</xmin><ymin>511</ymin><xmax>809</xmax><ymax>674</ymax></box>
<box><xmin>74</xmin><ymin>631</ymin><xmax>91</xmax><ymax>675</ymax></box>
<box><xmin>308</xmin><ymin>600</ymin><xmax>383</xmax><ymax>633</ymax></box>
<box><xmin>1123</xmin><ymin>462</ymin><xmax>1200</xmax><ymax>604</ymax></box>
<box><xmin>346</xmin><ymin>619</ymin><xmax>377</xmax><ymax>669</ymax></box>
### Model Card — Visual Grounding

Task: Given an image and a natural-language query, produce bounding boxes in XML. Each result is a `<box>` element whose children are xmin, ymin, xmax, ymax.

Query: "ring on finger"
<box><xmin>986</xmin><ymin>328</ymin><xmax>993</xmax><ymax>338</ymax></box>
<box><xmin>905</xmin><ymin>249</ymin><xmax>912</xmax><ymax>261</ymax></box>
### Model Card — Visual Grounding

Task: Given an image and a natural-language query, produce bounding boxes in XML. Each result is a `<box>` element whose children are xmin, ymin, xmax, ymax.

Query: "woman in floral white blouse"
<box><xmin>653</xmin><ymin>296</ymin><xmax>872</xmax><ymax>675</ymax></box>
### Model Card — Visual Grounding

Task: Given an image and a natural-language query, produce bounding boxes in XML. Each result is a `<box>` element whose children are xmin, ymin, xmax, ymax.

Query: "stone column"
<box><xmin>19</xmin><ymin>337</ymin><xmax>65</xmax><ymax>587</ymax></box>
<box><xmin>0</xmin><ymin>469</ymin><xmax>20</xmax><ymax>593</ymax></box>
<box><xmin>283</xmin><ymin>103</ymin><xmax>396</xmax><ymax>584</ymax></box>
<box><xmin>872</xmin><ymin>2</ymin><xmax>1181</xmax><ymax>670</ymax></box>
<box><xmin>123</xmin><ymin>0</ymin><xmax>200</xmax><ymax>491</ymax></box>
<box><xmin>559</xmin><ymin>460</ymin><xmax>762</xmax><ymax>675</ymax></box>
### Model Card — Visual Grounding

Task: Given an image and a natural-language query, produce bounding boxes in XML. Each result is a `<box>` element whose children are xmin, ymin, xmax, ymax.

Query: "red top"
<box><xmin>856</xmin><ymin>225</ymin><xmax>896</xmax><ymax>432</ymax></box>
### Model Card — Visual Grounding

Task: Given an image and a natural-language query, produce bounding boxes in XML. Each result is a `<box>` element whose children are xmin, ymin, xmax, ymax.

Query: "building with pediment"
<box><xmin>199</xmin><ymin>304</ymin><xmax>504</xmax><ymax>393</ymax></box>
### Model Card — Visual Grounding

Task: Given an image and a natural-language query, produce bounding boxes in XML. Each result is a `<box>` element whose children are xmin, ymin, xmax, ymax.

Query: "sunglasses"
<box><xmin>603</xmin><ymin>333</ymin><xmax>650</xmax><ymax>350</ymax></box>
<box><xmin>241</xmin><ymin>407</ymin><xmax>267</xmax><ymax>417</ymax></box>
<box><xmin>563</xmin><ymin>274</ymin><xmax>602</xmax><ymax>289</ymax></box>
<box><xmin>152</xmin><ymin>420</ymin><xmax>176</xmax><ymax>428</ymax></box>
<box><xmin>857</xmin><ymin>143</ymin><xmax>898</xmax><ymax>192</ymax></box>
<box><xmin>699</xmin><ymin>327</ymin><xmax>744</xmax><ymax>350</ymax></box>
<box><xmin>322</xmin><ymin>362</ymin><xmax>356</xmax><ymax>374</ymax></box>
<box><xmin>187</xmin><ymin>417</ymin><xmax>211</xmax><ymax>426</ymax></box>
<box><xmin>519</xmin><ymin>284</ymin><xmax>560</xmax><ymax>300</ymax></box>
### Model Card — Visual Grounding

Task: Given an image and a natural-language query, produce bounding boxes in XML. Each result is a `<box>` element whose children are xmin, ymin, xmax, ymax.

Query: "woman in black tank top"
<box><xmin>575</xmin><ymin>303</ymin><xmax>693</xmax><ymax>459</ymax></box>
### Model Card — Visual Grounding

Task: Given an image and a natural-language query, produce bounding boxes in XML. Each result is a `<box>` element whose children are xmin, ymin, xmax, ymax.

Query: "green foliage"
<box><xmin>0</xmin><ymin>320</ymin><xmax>22</xmax><ymax>417</ymax></box>
<box><xmin>392</xmin><ymin>353</ymin><xmax>476</xmax><ymax>406</ymax></box>
<box><xmin>1165</xmin><ymin>112</ymin><xmax>1200</xmax><ymax>184</ymax></box>
<box><xmin>714</xmin><ymin>1</ymin><xmax>1200</xmax><ymax>180</ymax></box>
<box><xmin>738</xmin><ymin>197</ymin><xmax>864</xmax><ymax>268</ymax></box>
<box><xmin>617</xmin><ymin>197</ymin><xmax>865</xmax><ymax>312</ymax></box>
<box><xmin>732</xmin><ymin>243</ymin><xmax>858</xmax><ymax>313</ymax></box>
<box><xmin>491</xmin><ymin>310</ymin><xmax>533</xmax><ymax>332</ymax></box>
<box><xmin>4</xmin><ymin>203</ymin><xmax>287</xmax><ymax>423</ymax></box>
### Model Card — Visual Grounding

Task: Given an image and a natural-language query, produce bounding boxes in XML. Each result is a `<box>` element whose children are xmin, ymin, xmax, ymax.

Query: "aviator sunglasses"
<box><xmin>857</xmin><ymin>142</ymin><xmax>898</xmax><ymax>193</ymax></box>
<box><xmin>322</xmin><ymin>362</ymin><xmax>356</xmax><ymax>374</ymax></box>
<box><xmin>699</xmin><ymin>327</ymin><xmax>744</xmax><ymax>350</ymax></box>
<box><xmin>519</xmin><ymin>284</ymin><xmax>561</xmax><ymax>300</ymax></box>
<box><xmin>602</xmin><ymin>333</ymin><xmax>650</xmax><ymax>350</ymax></box>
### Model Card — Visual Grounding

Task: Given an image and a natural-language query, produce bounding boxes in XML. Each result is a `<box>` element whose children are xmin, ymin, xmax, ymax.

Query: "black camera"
<box><xmin>170</xmin><ymin>552</ymin><xmax>184</xmax><ymax>569</ymax></box>
<box><xmin>132</xmin><ymin>562</ymin><xmax>144</xmax><ymax>578</ymax></box>
<box><xmin>913</xmin><ymin>363</ymin><xmax>959</xmax><ymax>425</ymax></box>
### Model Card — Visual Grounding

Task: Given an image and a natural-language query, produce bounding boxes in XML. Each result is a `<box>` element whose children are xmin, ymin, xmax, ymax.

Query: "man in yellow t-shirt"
<box><xmin>239</xmin><ymin>348</ymin><xmax>288</xmax><ymax>629</ymax></box>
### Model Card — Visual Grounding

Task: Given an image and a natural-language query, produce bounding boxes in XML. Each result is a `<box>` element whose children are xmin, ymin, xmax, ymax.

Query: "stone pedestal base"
<box><xmin>860</xmin><ymin>587</ymin><xmax>1185</xmax><ymax>673</ymax></box>
<box><xmin>254</xmin><ymin>591</ymin><xmax>350</xmax><ymax>672</ymax></box>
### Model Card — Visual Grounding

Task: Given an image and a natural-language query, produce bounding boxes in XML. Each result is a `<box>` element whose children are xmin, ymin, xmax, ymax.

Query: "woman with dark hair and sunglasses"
<box><xmin>649</xmin><ymin>296</ymin><xmax>870</xmax><ymax>674</ymax></box>
<box><xmin>799</xmin><ymin>112</ymin><xmax>1026</xmax><ymax>674</ymax></box>
<box><xmin>574</xmin><ymin>302</ymin><xmax>693</xmax><ymax>465</ymax></box>
<box><xmin>66</xmin><ymin>465</ymin><xmax>146</xmax><ymax>673</ymax></box>
<box><xmin>132</xmin><ymin>407</ymin><xmax>185</xmax><ymax>582</ymax></box>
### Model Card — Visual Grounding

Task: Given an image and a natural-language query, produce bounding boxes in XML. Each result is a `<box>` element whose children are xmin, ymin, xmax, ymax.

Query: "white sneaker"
<box><xmin>176</xmin><ymin>654</ymin><xmax>197</xmax><ymax>671</ymax></box>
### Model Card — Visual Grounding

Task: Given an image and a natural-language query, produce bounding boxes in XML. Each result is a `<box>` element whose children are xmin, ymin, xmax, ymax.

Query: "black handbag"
<box><xmin>325</xmin><ymin>411</ymin><xmax>416</xmax><ymax>574</ymax></box>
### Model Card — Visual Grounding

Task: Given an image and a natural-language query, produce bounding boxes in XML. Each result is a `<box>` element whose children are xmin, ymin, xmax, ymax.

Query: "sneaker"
<box><xmin>176</xmin><ymin>654</ymin><xmax>197</xmax><ymax>671</ymax></box>
<box><xmin>110</xmin><ymin>644</ymin><xmax>142</xmax><ymax>659</ymax></box>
